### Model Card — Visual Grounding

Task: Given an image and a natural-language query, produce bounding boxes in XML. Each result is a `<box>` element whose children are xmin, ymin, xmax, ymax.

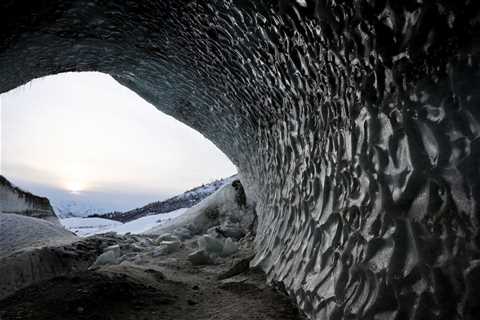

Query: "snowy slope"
<box><xmin>61</xmin><ymin>208</ymin><xmax>187</xmax><ymax>237</ymax></box>
<box><xmin>52</xmin><ymin>199</ymin><xmax>109</xmax><ymax>219</ymax></box>
<box><xmin>59</xmin><ymin>217</ymin><xmax>122</xmax><ymax>236</ymax></box>
<box><xmin>98</xmin><ymin>175</ymin><xmax>237</xmax><ymax>222</ymax></box>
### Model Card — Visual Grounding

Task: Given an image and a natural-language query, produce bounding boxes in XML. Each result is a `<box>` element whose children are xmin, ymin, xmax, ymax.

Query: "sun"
<box><xmin>66</xmin><ymin>182</ymin><xmax>85</xmax><ymax>194</ymax></box>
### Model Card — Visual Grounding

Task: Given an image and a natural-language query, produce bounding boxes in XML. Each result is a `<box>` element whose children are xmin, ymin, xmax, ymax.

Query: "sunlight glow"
<box><xmin>66</xmin><ymin>182</ymin><xmax>86</xmax><ymax>194</ymax></box>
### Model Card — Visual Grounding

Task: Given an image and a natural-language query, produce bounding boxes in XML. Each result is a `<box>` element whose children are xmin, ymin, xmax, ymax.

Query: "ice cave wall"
<box><xmin>0</xmin><ymin>176</ymin><xmax>58</xmax><ymax>223</ymax></box>
<box><xmin>1</xmin><ymin>1</ymin><xmax>479</xmax><ymax>319</ymax></box>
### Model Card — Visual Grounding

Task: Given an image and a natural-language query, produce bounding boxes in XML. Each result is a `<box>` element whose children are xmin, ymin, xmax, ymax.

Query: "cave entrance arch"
<box><xmin>1</xmin><ymin>71</ymin><xmax>237</xmax><ymax>215</ymax></box>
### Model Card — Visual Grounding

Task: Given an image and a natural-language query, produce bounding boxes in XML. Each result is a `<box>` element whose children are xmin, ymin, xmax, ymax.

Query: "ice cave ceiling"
<box><xmin>1</xmin><ymin>1</ymin><xmax>479</xmax><ymax>319</ymax></box>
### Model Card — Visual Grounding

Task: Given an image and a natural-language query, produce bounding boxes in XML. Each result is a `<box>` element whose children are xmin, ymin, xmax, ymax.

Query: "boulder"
<box><xmin>221</xmin><ymin>238</ymin><xmax>239</xmax><ymax>257</ymax></box>
<box><xmin>198</xmin><ymin>235</ymin><xmax>224</xmax><ymax>255</ymax></box>
<box><xmin>92</xmin><ymin>245</ymin><xmax>122</xmax><ymax>267</ymax></box>
<box><xmin>92</xmin><ymin>250</ymin><xmax>118</xmax><ymax>267</ymax></box>
<box><xmin>156</xmin><ymin>233</ymin><xmax>179</xmax><ymax>243</ymax></box>
<box><xmin>103</xmin><ymin>244</ymin><xmax>121</xmax><ymax>257</ymax></box>
<box><xmin>152</xmin><ymin>240</ymin><xmax>182</xmax><ymax>257</ymax></box>
<box><xmin>188</xmin><ymin>249</ymin><xmax>214</xmax><ymax>266</ymax></box>
<box><xmin>172</xmin><ymin>227</ymin><xmax>193</xmax><ymax>240</ymax></box>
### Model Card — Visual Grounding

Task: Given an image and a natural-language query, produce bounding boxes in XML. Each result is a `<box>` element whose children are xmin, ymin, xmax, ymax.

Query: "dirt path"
<box><xmin>0</xmin><ymin>234</ymin><xmax>305</xmax><ymax>320</ymax></box>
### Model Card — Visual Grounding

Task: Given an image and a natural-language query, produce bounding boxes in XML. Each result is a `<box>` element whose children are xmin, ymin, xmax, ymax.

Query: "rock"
<box><xmin>138</xmin><ymin>238</ymin><xmax>154</xmax><ymax>247</ymax></box>
<box><xmin>207</xmin><ymin>226</ymin><xmax>221</xmax><ymax>237</ymax></box>
<box><xmin>0</xmin><ymin>234</ymin><xmax>97</xmax><ymax>301</ymax></box>
<box><xmin>119</xmin><ymin>252</ymin><xmax>138</xmax><ymax>262</ymax></box>
<box><xmin>188</xmin><ymin>249</ymin><xmax>214</xmax><ymax>265</ymax></box>
<box><xmin>161</xmin><ymin>240</ymin><xmax>181</xmax><ymax>252</ymax></box>
<box><xmin>219</xmin><ymin>223</ymin><xmax>245</xmax><ymax>240</ymax></box>
<box><xmin>220</xmin><ymin>275</ymin><xmax>248</xmax><ymax>285</ymax></box>
<box><xmin>144</xmin><ymin>268</ymin><xmax>166</xmax><ymax>281</ymax></box>
<box><xmin>197</xmin><ymin>235</ymin><xmax>238</xmax><ymax>257</ymax></box>
<box><xmin>198</xmin><ymin>235</ymin><xmax>224</xmax><ymax>255</ymax></box>
<box><xmin>221</xmin><ymin>238</ymin><xmax>239</xmax><ymax>257</ymax></box>
<box><xmin>173</xmin><ymin>227</ymin><xmax>193</xmax><ymax>240</ymax></box>
<box><xmin>218</xmin><ymin>255</ymin><xmax>254</xmax><ymax>280</ymax></box>
<box><xmin>103</xmin><ymin>244</ymin><xmax>121</xmax><ymax>257</ymax></box>
<box><xmin>156</xmin><ymin>233</ymin><xmax>179</xmax><ymax>243</ymax></box>
<box><xmin>130</xmin><ymin>244</ymin><xmax>144</xmax><ymax>252</ymax></box>
<box><xmin>152</xmin><ymin>240</ymin><xmax>182</xmax><ymax>257</ymax></box>
<box><xmin>92</xmin><ymin>250</ymin><xmax>119</xmax><ymax>267</ymax></box>
<box><xmin>151</xmin><ymin>248</ymin><xmax>166</xmax><ymax>257</ymax></box>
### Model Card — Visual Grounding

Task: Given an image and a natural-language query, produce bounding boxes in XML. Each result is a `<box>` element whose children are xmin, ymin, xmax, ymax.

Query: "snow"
<box><xmin>61</xmin><ymin>208</ymin><xmax>188</xmax><ymax>237</ymax></box>
<box><xmin>0</xmin><ymin>214</ymin><xmax>77</xmax><ymax>258</ymax></box>
<box><xmin>60</xmin><ymin>217</ymin><xmax>122</xmax><ymax>237</ymax></box>
<box><xmin>53</xmin><ymin>199</ymin><xmax>109</xmax><ymax>218</ymax></box>
<box><xmin>109</xmin><ymin>209</ymin><xmax>187</xmax><ymax>235</ymax></box>
<box><xmin>145</xmin><ymin>180</ymin><xmax>254</xmax><ymax>237</ymax></box>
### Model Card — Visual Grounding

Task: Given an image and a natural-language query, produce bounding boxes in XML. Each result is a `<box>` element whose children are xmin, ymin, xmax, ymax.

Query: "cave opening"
<box><xmin>0</xmin><ymin>71</ymin><xmax>293</xmax><ymax>320</ymax></box>
<box><xmin>1</xmin><ymin>71</ymin><xmax>237</xmax><ymax>218</ymax></box>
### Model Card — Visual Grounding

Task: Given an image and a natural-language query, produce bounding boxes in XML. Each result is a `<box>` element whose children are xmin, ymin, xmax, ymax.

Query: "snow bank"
<box><xmin>61</xmin><ymin>208</ymin><xmax>187</xmax><ymax>237</ymax></box>
<box><xmin>108</xmin><ymin>208</ymin><xmax>187</xmax><ymax>235</ymax></box>
<box><xmin>60</xmin><ymin>217</ymin><xmax>122</xmax><ymax>237</ymax></box>
<box><xmin>0</xmin><ymin>213</ymin><xmax>77</xmax><ymax>259</ymax></box>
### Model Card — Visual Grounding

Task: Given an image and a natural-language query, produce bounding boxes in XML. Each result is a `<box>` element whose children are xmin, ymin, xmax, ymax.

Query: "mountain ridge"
<box><xmin>89</xmin><ymin>175</ymin><xmax>236</xmax><ymax>222</ymax></box>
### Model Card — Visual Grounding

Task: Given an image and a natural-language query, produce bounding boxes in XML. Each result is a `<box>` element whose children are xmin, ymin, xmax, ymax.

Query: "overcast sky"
<box><xmin>0</xmin><ymin>72</ymin><xmax>236</xmax><ymax>211</ymax></box>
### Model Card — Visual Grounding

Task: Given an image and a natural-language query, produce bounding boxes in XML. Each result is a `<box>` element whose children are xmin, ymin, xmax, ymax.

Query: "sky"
<box><xmin>0</xmin><ymin>72</ymin><xmax>236</xmax><ymax>212</ymax></box>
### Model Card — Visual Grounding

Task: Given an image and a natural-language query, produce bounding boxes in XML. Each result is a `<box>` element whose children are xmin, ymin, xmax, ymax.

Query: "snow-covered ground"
<box><xmin>59</xmin><ymin>217</ymin><xmax>121</xmax><ymax>236</ymax></box>
<box><xmin>60</xmin><ymin>208</ymin><xmax>187</xmax><ymax>237</ymax></box>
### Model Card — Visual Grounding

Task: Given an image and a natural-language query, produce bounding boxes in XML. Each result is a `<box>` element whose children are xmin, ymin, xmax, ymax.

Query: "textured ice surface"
<box><xmin>1</xmin><ymin>1</ymin><xmax>479</xmax><ymax>319</ymax></box>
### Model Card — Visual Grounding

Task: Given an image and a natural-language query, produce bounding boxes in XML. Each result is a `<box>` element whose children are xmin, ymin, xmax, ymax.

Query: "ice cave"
<box><xmin>1</xmin><ymin>1</ymin><xmax>479</xmax><ymax>319</ymax></box>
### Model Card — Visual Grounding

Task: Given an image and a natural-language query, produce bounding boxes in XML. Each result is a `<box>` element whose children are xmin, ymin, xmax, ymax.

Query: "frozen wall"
<box><xmin>0</xmin><ymin>176</ymin><xmax>58</xmax><ymax>223</ymax></box>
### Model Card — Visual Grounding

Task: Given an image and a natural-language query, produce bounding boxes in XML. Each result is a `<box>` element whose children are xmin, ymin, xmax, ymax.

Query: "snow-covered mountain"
<box><xmin>93</xmin><ymin>175</ymin><xmax>236</xmax><ymax>222</ymax></box>
<box><xmin>52</xmin><ymin>199</ymin><xmax>109</xmax><ymax>219</ymax></box>
<box><xmin>6</xmin><ymin>175</ymin><xmax>237</xmax><ymax>220</ymax></box>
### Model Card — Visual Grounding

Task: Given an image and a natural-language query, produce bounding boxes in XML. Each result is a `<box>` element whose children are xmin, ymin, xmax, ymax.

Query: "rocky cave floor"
<box><xmin>0</xmin><ymin>233</ymin><xmax>305</xmax><ymax>320</ymax></box>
